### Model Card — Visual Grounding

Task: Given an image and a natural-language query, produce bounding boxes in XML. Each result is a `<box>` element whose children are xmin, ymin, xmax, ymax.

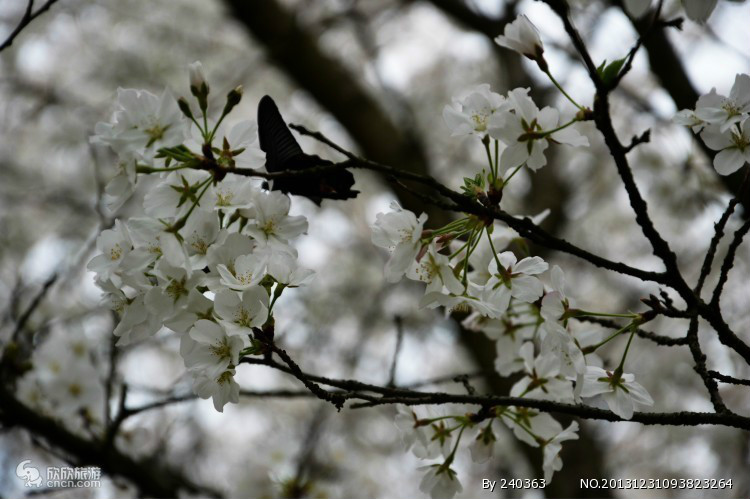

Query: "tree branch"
<box><xmin>686</xmin><ymin>317</ymin><xmax>728</xmax><ymax>413</ymax></box>
<box><xmin>0</xmin><ymin>0</ymin><xmax>60</xmax><ymax>52</ymax></box>
<box><xmin>0</xmin><ymin>386</ymin><xmax>221</xmax><ymax>498</ymax></box>
<box><xmin>240</xmin><ymin>353</ymin><xmax>750</xmax><ymax>431</ymax></box>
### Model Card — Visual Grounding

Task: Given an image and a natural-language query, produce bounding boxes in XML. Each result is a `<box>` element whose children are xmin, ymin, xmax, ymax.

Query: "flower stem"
<box><xmin>575</xmin><ymin>310</ymin><xmax>639</xmax><ymax>319</ymax></box>
<box><xmin>493</xmin><ymin>139</ymin><xmax>499</xmax><ymax>179</ymax></box>
<box><xmin>616</xmin><ymin>324</ymin><xmax>637</xmax><ymax>372</ymax></box>
<box><xmin>486</xmin><ymin>227</ymin><xmax>504</xmax><ymax>273</ymax></box>
<box><xmin>484</xmin><ymin>138</ymin><xmax>496</xmax><ymax>183</ymax></box>
<box><xmin>503</xmin><ymin>164</ymin><xmax>524</xmax><ymax>185</ymax></box>
<box><xmin>136</xmin><ymin>165</ymin><xmax>191</xmax><ymax>174</ymax></box>
<box><xmin>585</xmin><ymin>321</ymin><xmax>634</xmax><ymax>353</ymax></box>
<box><xmin>544</xmin><ymin>69</ymin><xmax>584</xmax><ymax>110</ymax></box>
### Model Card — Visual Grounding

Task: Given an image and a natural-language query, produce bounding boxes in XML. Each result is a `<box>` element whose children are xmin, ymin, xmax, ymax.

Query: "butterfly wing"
<box><xmin>257</xmin><ymin>95</ymin><xmax>359</xmax><ymax>205</ymax></box>
<box><xmin>257</xmin><ymin>95</ymin><xmax>305</xmax><ymax>172</ymax></box>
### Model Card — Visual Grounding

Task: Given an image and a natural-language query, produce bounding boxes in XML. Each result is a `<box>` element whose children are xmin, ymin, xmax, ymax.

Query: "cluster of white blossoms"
<box><xmin>87</xmin><ymin>62</ymin><xmax>313</xmax><ymax>412</ymax></box>
<box><xmin>379</xmin><ymin>14</ymin><xmax>655</xmax><ymax>499</ymax></box>
<box><xmin>675</xmin><ymin>73</ymin><xmax>750</xmax><ymax>175</ymax></box>
<box><xmin>379</xmin><ymin>209</ymin><xmax>655</xmax><ymax>496</ymax></box>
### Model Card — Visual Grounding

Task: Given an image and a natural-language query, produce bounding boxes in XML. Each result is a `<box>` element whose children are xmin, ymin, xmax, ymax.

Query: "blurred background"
<box><xmin>1</xmin><ymin>0</ymin><xmax>749</xmax><ymax>497</ymax></box>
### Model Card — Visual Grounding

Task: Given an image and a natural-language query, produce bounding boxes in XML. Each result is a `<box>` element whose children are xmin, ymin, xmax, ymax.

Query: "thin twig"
<box><xmin>695</xmin><ymin>166</ymin><xmax>750</xmax><ymax>294</ymax></box>
<box><xmin>0</xmin><ymin>0</ymin><xmax>61</xmax><ymax>52</ymax></box>
<box><xmin>709</xmin><ymin>371</ymin><xmax>750</xmax><ymax>387</ymax></box>
<box><xmin>240</xmin><ymin>354</ymin><xmax>750</xmax><ymax>430</ymax></box>
<box><xmin>710</xmin><ymin>217</ymin><xmax>750</xmax><ymax>308</ymax></box>
<box><xmin>685</xmin><ymin>317</ymin><xmax>728</xmax><ymax>413</ymax></box>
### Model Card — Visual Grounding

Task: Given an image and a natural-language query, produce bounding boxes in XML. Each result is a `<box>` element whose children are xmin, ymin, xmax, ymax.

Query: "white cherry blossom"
<box><xmin>91</xmin><ymin>88</ymin><xmax>188</xmax><ymax>164</ymax></box>
<box><xmin>695</xmin><ymin>73</ymin><xmax>750</xmax><ymax>132</ymax></box>
<box><xmin>422</xmin><ymin>282</ymin><xmax>504</xmax><ymax>318</ymax></box>
<box><xmin>143</xmin><ymin>170</ymin><xmax>212</xmax><ymax>219</ymax></box>
<box><xmin>372</xmin><ymin>202</ymin><xmax>428</xmax><ymax>283</ymax></box>
<box><xmin>469</xmin><ymin>425</ymin><xmax>496</xmax><ymax>463</ymax></box>
<box><xmin>165</xmin><ymin>290</ymin><xmax>214</xmax><ymax>334</ymax></box>
<box><xmin>244</xmin><ymin>190</ymin><xmax>308</xmax><ymax>247</ymax></box>
<box><xmin>214</xmin><ymin>287</ymin><xmax>269</xmax><ymax>336</ymax></box>
<box><xmin>494</xmin><ymin>15</ymin><xmax>544</xmax><ymax>62</ymax></box>
<box><xmin>407</xmin><ymin>242</ymin><xmax>463</xmax><ymax>296</ymax></box>
<box><xmin>103</xmin><ymin>155</ymin><xmax>138</xmax><ymax>212</ymax></box>
<box><xmin>510</xmin><ymin>343</ymin><xmax>574</xmax><ymax>402</ymax></box>
<box><xmin>182</xmin><ymin>210</ymin><xmax>221</xmax><ymax>270</ymax></box>
<box><xmin>192</xmin><ymin>368</ymin><xmax>240</xmax><ymax>413</ymax></box>
<box><xmin>87</xmin><ymin>219</ymin><xmax>133</xmax><ymax>287</ymax></box>
<box><xmin>203</xmin><ymin>173</ymin><xmax>256</xmax><ymax>213</ymax></box>
<box><xmin>542</xmin><ymin>422</ymin><xmax>579</xmax><ymax>481</ymax></box>
<box><xmin>205</xmin><ymin>232</ymin><xmax>256</xmax><ymax>290</ymax></box>
<box><xmin>181</xmin><ymin>320</ymin><xmax>245</xmax><ymax>378</ymax></box>
<box><xmin>418</xmin><ymin>464</ymin><xmax>463</xmax><ymax>499</ymax></box>
<box><xmin>483</xmin><ymin>251</ymin><xmax>548</xmax><ymax>314</ymax></box>
<box><xmin>700</xmin><ymin>122</ymin><xmax>750</xmax><ymax>175</ymax></box>
<box><xmin>540</xmin><ymin>322</ymin><xmax>586</xmax><ymax>377</ymax></box>
<box><xmin>112</xmin><ymin>294</ymin><xmax>163</xmax><ymax>346</ymax></box>
<box><xmin>503</xmin><ymin>409</ymin><xmax>561</xmax><ymax>448</ymax></box>
<box><xmin>489</xmin><ymin>88</ymin><xmax>588</xmax><ymax>172</ymax></box>
<box><xmin>674</xmin><ymin>88</ymin><xmax>723</xmax><ymax>133</ymax></box>
<box><xmin>442</xmin><ymin>84</ymin><xmax>507</xmax><ymax>137</ymax></box>
<box><xmin>580</xmin><ymin>366</ymin><xmax>654</xmax><ymax>419</ymax></box>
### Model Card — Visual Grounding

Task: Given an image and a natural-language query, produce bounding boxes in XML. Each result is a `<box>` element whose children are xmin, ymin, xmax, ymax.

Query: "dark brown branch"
<box><xmin>686</xmin><ymin>317</ymin><xmax>728</xmax><ymax>413</ymax></box>
<box><xmin>269</xmin><ymin>343</ymin><xmax>347</xmax><ymax>409</ymax></box>
<box><xmin>0</xmin><ymin>387</ymin><xmax>221</xmax><ymax>498</ymax></box>
<box><xmin>240</xmin><ymin>354</ymin><xmax>750</xmax><ymax>431</ymax></box>
<box><xmin>0</xmin><ymin>0</ymin><xmax>60</xmax><ymax>52</ymax></box>
<box><xmin>695</xmin><ymin>167</ymin><xmax>750</xmax><ymax>294</ymax></box>
<box><xmin>710</xmin><ymin>217</ymin><xmax>750</xmax><ymax>308</ymax></box>
<box><xmin>223</xmin><ymin>0</ymin><xmax>440</xmax><ymax>223</ymax></box>
<box><xmin>623</xmin><ymin>1</ymin><xmax>750</xmax><ymax>217</ymax></box>
<box><xmin>538</xmin><ymin>0</ymin><xmax>750</xmax><ymax>367</ymax></box>
<box><xmin>709</xmin><ymin>371</ymin><xmax>750</xmax><ymax>387</ymax></box>
<box><xmin>542</xmin><ymin>0</ymin><xmax>689</xmax><ymax>293</ymax></box>
<box><xmin>286</xmin><ymin>124</ymin><xmax>673</xmax><ymax>286</ymax></box>
<box><xmin>11</xmin><ymin>272</ymin><xmax>57</xmax><ymax>342</ymax></box>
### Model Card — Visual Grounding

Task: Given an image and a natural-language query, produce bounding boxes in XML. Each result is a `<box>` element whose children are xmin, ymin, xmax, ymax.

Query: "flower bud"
<box><xmin>177</xmin><ymin>97</ymin><xmax>194</xmax><ymax>120</ymax></box>
<box><xmin>188</xmin><ymin>61</ymin><xmax>208</xmax><ymax>93</ymax></box>
<box><xmin>494</xmin><ymin>15</ymin><xmax>545</xmax><ymax>64</ymax></box>
<box><xmin>222</xmin><ymin>85</ymin><xmax>243</xmax><ymax>117</ymax></box>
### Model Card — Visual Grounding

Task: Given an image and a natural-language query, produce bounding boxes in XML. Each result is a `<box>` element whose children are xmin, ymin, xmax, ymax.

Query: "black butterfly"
<box><xmin>257</xmin><ymin>95</ymin><xmax>359</xmax><ymax>205</ymax></box>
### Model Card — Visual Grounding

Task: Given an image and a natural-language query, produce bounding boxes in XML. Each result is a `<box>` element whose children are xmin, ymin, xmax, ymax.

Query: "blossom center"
<box><xmin>216</xmin><ymin>191</ymin><xmax>234</xmax><ymax>206</ymax></box>
<box><xmin>166</xmin><ymin>276</ymin><xmax>188</xmax><ymax>302</ymax></box>
<box><xmin>731</xmin><ymin>130</ymin><xmax>749</xmax><ymax>150</ymax></box>
<box><xmin>209</xmin><ymin>340</ymin><xmax>232</xmax><ymax>361</ymax></box>
<box><xmin>234</xmin><ymin>307</ymin><xmax>254</xmax><ymax>327</ymax></box>
<box><xmin>471</xmin><ymin>112</ymin><xmax>489</xmax><ymax>132</ymax></box>
<box><xmin>109</xmin><ymin>244</ymin><xmax>123</xmax><ymax>261</ymax></box>
<box><xmin>261</xmin><ymin>219</ymin><xmax>277</xmax><ymax>236</ymax></box>
<box><xmin>216</xmin><ymin>370</ymin><xmax>233</xmax><ymax>385</ymax></box>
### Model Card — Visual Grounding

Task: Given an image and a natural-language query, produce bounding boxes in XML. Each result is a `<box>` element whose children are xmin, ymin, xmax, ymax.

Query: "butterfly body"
<box><xmin>257</xmin><ymin>95</ymin><xmax>358</xmax><ymax>205</ymax></box>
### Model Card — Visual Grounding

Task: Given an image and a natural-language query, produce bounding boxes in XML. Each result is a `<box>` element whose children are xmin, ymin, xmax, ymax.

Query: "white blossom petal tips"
<box><xmin>580</xmin><ymin>366</ymin><xmax>654</xmax><ymax>419</ymax></box>
<box><xmin>494</xmin><ymin>15</ymin><xmax>546</xmax><ymax>69</ymax></box>
<box><xmin>372</xmin><ymin>202</ymin><xmax>427</xmax><ymax>283</ymax></box>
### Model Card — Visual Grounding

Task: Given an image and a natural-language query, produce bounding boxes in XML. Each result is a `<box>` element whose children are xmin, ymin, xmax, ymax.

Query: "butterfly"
<box><xmin>257</xmin><ymin>95</ymin><xmax>359</xmax><ymax>205</ymax></box>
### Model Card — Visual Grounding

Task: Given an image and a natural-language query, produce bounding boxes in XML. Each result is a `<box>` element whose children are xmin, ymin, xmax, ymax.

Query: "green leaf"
<box><xmin>599</xmin><ymin>57</ymin><xmax>626</xmax><ymax>87</ymax></box>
